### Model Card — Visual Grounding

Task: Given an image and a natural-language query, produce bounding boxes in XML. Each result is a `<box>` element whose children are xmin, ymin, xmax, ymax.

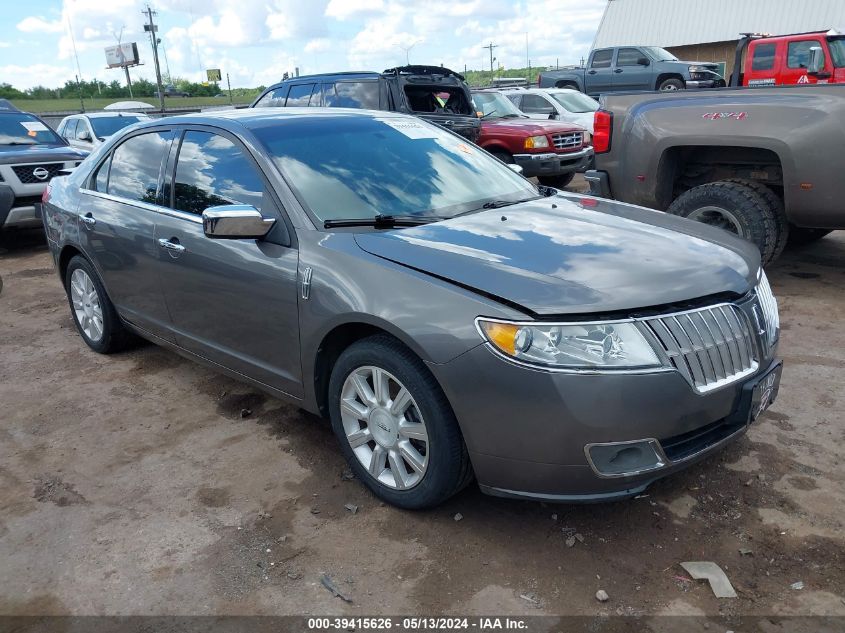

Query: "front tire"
<box><xmin>666</xmin><ymin>181</ymin><xmax>780</xmax><ymax>265</ymax></box>
<box><xmin>538</xmin><ymin>173</ymin><xmax>575</xmax><ymax>189</ymax></box>
<box><xmin>328</xmin><ymin>335</ymin><xmax>472</xmax><ymax>509</ymax></box>
<box><xmin>658</xmin><ymin>78</ymin><xmax>684</xmax><ymax>91</ymax></box>
<box><xmin>64</xmin><ymin>255</ymin><xmax>132</xmax><ymax>354</ymax></box>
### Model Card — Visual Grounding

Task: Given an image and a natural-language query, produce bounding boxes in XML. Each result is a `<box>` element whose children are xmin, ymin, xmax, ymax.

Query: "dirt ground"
<box><xmin>1</xmin><ymin>208</ymin><xmax>844</xmax><ymax>620</ymax></box>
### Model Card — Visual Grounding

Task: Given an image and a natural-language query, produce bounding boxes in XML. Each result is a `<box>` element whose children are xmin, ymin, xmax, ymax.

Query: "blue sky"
<box><xmin>0</xmin><ymin>0</ymin><xmax>607</xmax><ymax>90</ymax></box>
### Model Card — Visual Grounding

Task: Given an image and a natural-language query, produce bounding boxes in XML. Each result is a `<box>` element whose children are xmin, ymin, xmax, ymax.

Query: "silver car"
<box><xmin>42</xmin><ymin>108</ymin><xmax>782</xmax><ymax>509</ymax></box>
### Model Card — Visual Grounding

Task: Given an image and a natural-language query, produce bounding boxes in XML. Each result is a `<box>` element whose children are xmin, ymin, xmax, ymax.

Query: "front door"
<box><xmin>153</xmin><ymin>128</ymin><xmax>302</xmax><ymax>397</ymax></box>
<box><xmin>613</xmin><ymin>47</ymin><xmax>653</xmax><ymax>91</ymax></box>
<box><xmin>77</xmin><ymin>129</ymin><xmax>175</xmax><ymax>339</ymax></box>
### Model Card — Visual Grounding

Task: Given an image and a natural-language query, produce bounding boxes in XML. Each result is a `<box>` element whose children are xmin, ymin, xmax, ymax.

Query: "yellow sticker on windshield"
<box><xmin>27</xmin><ymin>130</ymin><xmax>37</xmax><ymax>137</ymax></box>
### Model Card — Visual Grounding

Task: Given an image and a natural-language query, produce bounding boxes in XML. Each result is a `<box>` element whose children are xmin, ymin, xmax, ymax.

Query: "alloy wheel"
<box><xmin>687</xmin><ymin>205</ymin><xmax>746</xmax><ymax>237</ymax></box>
<box><xmin>70</xmin><ymin>268</ymin><xmax>104</xmax><ymax>342</ymax></box>
<box><xmin>340</xmin><ymin>366</ymin><xmax>429</xmax><ymax>490</ymax></box>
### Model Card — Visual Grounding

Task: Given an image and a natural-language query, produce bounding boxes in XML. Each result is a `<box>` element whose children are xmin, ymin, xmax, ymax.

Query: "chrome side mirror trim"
<box><xmin>202</xmin><ymin>204</ymin><xmax>275</xmax><ymax>239</ymax></box>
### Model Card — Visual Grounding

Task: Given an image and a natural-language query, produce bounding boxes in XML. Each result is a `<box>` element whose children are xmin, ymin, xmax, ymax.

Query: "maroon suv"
<box><xmin>472</xmin><ymin>90</ymin><xmax>592</xmax><ymax>188</ymax></box>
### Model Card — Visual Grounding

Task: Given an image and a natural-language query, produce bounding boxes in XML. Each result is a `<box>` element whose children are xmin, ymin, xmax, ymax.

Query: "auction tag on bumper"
<box><xmin>376</xmin><ymin>118</ymin><xmax>438</xmax><ymax>139</ymax></box>
<box><xmin>20</xmin><ymin>121</ymin><xmax>49</xmax><ymax>132</ymax></box>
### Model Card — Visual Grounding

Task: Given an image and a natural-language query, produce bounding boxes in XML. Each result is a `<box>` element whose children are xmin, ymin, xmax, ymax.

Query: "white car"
<box><xmin>56</xmin><ymin>112</ymin><xmax>151</xmax><ymax>152</ymax></box>
<box><xmin>505</xmin><ymin>88</ymin><xmax>599</xmax><ymax>134</ymax></box>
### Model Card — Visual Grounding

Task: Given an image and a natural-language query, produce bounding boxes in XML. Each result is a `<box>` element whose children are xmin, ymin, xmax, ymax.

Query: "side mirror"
<box><xmin>77</xmin><ymin>130</ymin><xmax>92</xmax><ymax>141</ymax></box>
<box><xmin>547</xmin><ymin>111</ymin><xmax>557</xmax><ymax>119</ymax></box>
<box><xmin>202</xmin><ymin>205</ymin><xmax>275</xmax><ymax>239</ymax></box>
<box><xmin>637</xmin><ymin>57</ymin><xmax>650</xmax><ymax>66</ymax></box>
<box><xmin>507</xmin><ymin>163</ymin><xmax>524</xmax><ymax>175</ymax></box>
<box><xmin>808</xmin><ymin>46</ymin><xmax>823</xmax><ymax>74</ymax></box>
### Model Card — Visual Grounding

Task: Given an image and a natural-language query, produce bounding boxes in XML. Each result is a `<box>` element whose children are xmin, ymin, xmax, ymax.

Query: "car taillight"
<box><xmin>41</xmin><ymin>183</ymin><xmax>52</xmax><ymax>204</ymax></box>
<box><xmin>593</xmin><ymin>109</ymin><xmax>612</xmax><ymax>154</ymax></box>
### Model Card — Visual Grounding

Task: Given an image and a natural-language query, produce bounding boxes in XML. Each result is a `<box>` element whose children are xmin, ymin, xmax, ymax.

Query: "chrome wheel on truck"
<box><xmin>340</xmin><ymin>366</ymin><xmax>430</xmax><ymax>490</ymax></box>
<box><xmin>686</xmin><ymin>206</ymin><xmax>746</xmax><ymax>237</ymax></box>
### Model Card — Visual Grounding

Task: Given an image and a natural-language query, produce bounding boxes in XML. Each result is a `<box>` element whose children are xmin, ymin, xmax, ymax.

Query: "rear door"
<box><xmin>77</xmin><ymin>129</ymin><xmax>175</xmax><ymax>339</ymax></box>
<box><xmin>322</xmin><ymin>80</ymin><xmax>380</xmax><ymax>109</ymax></box>
<box><xmin>613</xmin><ymin>47</ymin><xmax>652</xmax><ymax>91</ymax></box>
<box><xmin>153</xmin><ymin>127</ymin><xmax>303</xmax><ymax>397</ymax></box>
<box><xmin>585</xmin><ymin>49</ymin><xmax>615</xmax><ymax>95</ymax></box>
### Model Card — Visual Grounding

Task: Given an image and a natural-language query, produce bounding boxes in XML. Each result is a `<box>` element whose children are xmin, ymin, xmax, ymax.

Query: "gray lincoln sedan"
<box><xmin>42</xmin><ymin>108</ymin><xmax>782</xmax><ymax>509</ymax></box>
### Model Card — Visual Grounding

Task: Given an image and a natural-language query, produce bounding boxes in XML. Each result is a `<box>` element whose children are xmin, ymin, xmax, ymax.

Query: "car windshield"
<box><xmin>828</xmin><ymin>38</ymin><xmax>845</xmax><ymax>67</ymax></box>
<box><xmin>253</xmin><ymin>115</ymin><xmax>537</xmax><ymax>223</ymax></box>
<box><xmin>0</xmin><ymin>113</ymin><xmax>63</xmax><ymax>146</ymax></box>
<box><xmin>471</xmin><ymin>92</ymin><xmax>525</xmax><ymax>119</ymax></box>
<box><xmin>642</xmin><ymin>46</ymin><xmax>678</xmax><ymax>62</ymax></box>
<box><xmin>551</xmin><ymin>91</ymin><xmax>599</xmax><ymax>114</ymax></box>
<box><xmin>90</xmin><ymin>115</ymin><xmax>147</xmax><ymax>139</ymax></box>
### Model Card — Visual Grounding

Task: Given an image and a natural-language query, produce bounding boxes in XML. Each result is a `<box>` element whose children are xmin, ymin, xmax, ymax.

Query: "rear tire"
<box><xmin>666</xmin><ymin>181</ymin><xmax>780</xmax><ymax>264</ymax></box>
<box><xmin>788</xmin><ymin>227</ymin><xmax>832</xmax><ymax>246</ymax></box>
<box><xmin>328</xmin><ymin>335</ymin><xmax>472</xmax><ymax>509</ymax></box>
<box><xmin>64</xmin><ymin>255</ymin><xmax>132</xmax><ymax>354</ymax></box>
<box><xmin>658</xmin><ymin>78</ymin><xmax>685</xmax><ymax>91</ymax></box>
<box><xmin>723</xmin><ymin>179</ymin><xmax>789</xmax><ymax>262</ymax></box>
<box><xmin>538</xmin><ymin>173</ymin><xmax>575</xmax><ymax>189</ymax></box>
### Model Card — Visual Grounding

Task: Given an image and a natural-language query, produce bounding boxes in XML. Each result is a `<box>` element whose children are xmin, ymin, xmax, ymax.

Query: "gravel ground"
<box><xmin>1</xmin><ymin>210</ymin><xmax>843</xmax><ymax>619</ymax></box>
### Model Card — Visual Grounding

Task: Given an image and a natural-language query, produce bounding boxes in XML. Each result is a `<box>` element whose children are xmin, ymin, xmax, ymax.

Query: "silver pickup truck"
<box><xmin>585</xmin><ymin>84</ymin><xmax>845</xmax><ymax>264</ymax></box>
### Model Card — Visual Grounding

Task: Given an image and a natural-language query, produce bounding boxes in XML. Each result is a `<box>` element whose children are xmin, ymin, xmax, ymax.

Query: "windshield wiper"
<box><xmin>481</xmin><ymin>195</ymin><xmax>543</xmax><ymax>209</ymax></box>
<box><xmin>481</xmin><ymin>110</ymin><xmax>499</xmax><ymax>119</ymax></box>
<box><xmin>323</xmin><ymin>214</ymin><xmax>443</xmax><ymax>229</ymax></box>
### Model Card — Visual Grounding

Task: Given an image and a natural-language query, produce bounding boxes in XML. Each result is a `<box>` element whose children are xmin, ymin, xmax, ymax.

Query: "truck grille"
<box><xmin>551</xmin><ymin>132</ymin><xmax>582</xmax><ymax>150</ymax></box>
<box><xmin>643</xmin><ymin>304</ymin><xmax>758</xmax><ymax>393</ymax></box>
<box><xmin>12</xmin><ymin>163</ymin><xmax>65</xmax><ymax>184</ymax></box>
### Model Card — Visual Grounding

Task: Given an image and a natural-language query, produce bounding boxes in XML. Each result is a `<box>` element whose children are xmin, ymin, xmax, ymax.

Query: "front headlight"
<box><xmin>477</xmin><ymin>319</ymin><xmax>662</xmax><ymax>369</ymax></box>
<box><xmin>688</xmin><ymin>65</ymin><xmax>711</xmax><ymax>74</ymax></box>
<box><xmin>524</xmin><ymin>135</ymin><xmax>550</xmax><ymax>149</ymax></box>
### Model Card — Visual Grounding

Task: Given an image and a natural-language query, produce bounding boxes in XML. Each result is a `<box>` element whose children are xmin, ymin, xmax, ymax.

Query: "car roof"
<box><xmin>266</xmin><ymin>71</ymin><xmax>378</xmax><ymax>89</ymax></box>
<box><xmin>128</xmin><ymin>107</ymin><xmax>417</xmax><ymax>132</ymax></box>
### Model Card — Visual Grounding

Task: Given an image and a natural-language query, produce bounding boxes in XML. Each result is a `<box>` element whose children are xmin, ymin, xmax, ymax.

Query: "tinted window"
<box><xmin>787</xmin><ymin>40</ymin><xmax>824</xmax><ymax>69</ymax></box>
<box><xmin>285</xmin><ymin>83</ymin><xmax>317</xmax><ymax>106</ymax></box>
<box><xmin>521</xmin><ymin>94</ymin><xmax>554</xmax><ymax>113</ymax></box>
<box><xmin>617</xmin><ymin>48</ymin><xmax>644</xmax><ymax>66</ymax></box>
<box><xmin>93</xmin><ymin>156</ymin><xmax>111</xmax><ymax>192</ymax></box>
<box><xmin>0</xmin><ymin>113</ymin><xmax>63</xmax><ymax>146</ymax></box>
<box><xmin>323</xmin><ymin>81</ymin><xmax>380</xmax><ymax>109</ymax></box>
<box><xmin>173</xmin><ymin>131</ymin><xmax>264</xmax><ymax>215</ymax></box>
<box><xmin>254</xmin><ymin>87</ymin><xmax>288</xmax><ymax>108</ymax></box>
<box><xmin>108</xmin><ymin>131</ymin><xmax>170</xmax><ymax>204</ymax></box>
<box><xmin>752</xmin><ymin>43</ymin><xmax>776</xmax><ymax>71</ymax></box>
<box><xmin>591</xmin><ymin>49</ymin><xmax>613</xmax><ymax>68</ymax></box>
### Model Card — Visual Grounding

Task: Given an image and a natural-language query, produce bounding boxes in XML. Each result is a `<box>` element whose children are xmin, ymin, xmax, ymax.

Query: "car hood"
<box><xmin>677</xmin><ymin>60</ymin><xmax>721</xmax><ymax>71</ymax></box>
<box><xmin>482</xmin><ymin>118</ymin><xmax>584</xmax><ymax>135</ymax></box>
<box><xmin>354</xmin><ymin>195</ymin><xmax>757</xmax><ymax>316</ymax></box>
<box><xmin>0</xmin><ymin>143</ymin><xmax>86</xmax><ymax>164</ymax></box>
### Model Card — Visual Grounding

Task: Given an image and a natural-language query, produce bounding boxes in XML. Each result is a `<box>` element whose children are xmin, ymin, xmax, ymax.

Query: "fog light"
<box><xmin>585</xmin><ymin>439</ymin><xmax>665</xmax><ymax>477</ymax></box>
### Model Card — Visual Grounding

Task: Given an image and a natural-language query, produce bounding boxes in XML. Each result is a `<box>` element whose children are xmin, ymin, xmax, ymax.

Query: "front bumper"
<box><xmin>685</xmin><ymin>78</ymin><xmax>726</xmax><ymax>89</ymax></box>
<box><xmin>513</xmin><ymin>147</ymin><xmax>593</xmax><ymax>177</ymax></box>
<box><xmin>0</xmin><ymin>184</ymin><xmax>43</xmax><ymax>229</ymax></box>
<box><xmin>584</xmin><ymin>169</ymin><xmax>611</xmax><ymax>198</ymax></box>
<box><xmin>429</xmin><ymin>343</ymin><xmax>780</xmax><ymax>502</ymax></box>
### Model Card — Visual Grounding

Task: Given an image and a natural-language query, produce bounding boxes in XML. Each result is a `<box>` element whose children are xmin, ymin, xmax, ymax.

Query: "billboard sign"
<box><xmin>105</xmin><ymin>43</ymin><xmax>139</xmax><ymax>69</ymax></box>
<box><xmin>206</xmin><ymin>68</ymin><xmax>222</xmax><ymax>82</ymax></box>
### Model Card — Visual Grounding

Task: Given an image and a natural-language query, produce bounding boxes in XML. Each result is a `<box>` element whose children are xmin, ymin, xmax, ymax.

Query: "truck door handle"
<box><xmin>614</xmin><ymin>68</ymin><xmax>623</xmax><ymax>73</ymax></box>
<box><xmin>157</xmin><ymin>238</ymin><xmax>186</xmax><ymax>255</ymax></box>
<box><xmin>588</xmin><ymin>70</ymin><xmax>597</xmax><ymax>75</ymax></box>
<box><xmin>80</xmin><ymin>213</ymin><xmax>96</xmax><ymax>228</ymax></box>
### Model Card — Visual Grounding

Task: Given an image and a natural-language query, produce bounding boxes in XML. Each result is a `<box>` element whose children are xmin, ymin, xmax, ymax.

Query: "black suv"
<box><xmin>251</xmin><ymin>66</ymin><xmax>480</xmax><ymax>142</ymax></box>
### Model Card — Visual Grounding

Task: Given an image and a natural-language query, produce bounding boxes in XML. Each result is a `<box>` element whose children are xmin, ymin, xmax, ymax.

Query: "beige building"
<box><xmin>593</xmin><ymin>0</ymin><xmax>845</xmax><ymax>77</ymax></box>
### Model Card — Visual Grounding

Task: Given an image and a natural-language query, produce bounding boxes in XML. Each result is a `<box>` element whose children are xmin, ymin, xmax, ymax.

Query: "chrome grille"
<box><xmin>643</xmin><ymin>304</ymin><xmax>758</xmax><ymax>393</ymax></box>
<box><xmin>551</xmin><ymin>131</ymin><xmax>582</xmax><ymax>150</ymax></box>
<box><xmin>12</xmin><ymin>163</ymin><xmax>65</xmax><ymax>184</ymax></box>
<box><xmin>755</xmin><ymin>271</ymin><xmax>779</xmax><ymax>350</ymax></box>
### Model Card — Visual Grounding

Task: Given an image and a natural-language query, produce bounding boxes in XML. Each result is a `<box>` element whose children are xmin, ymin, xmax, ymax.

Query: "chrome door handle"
<box><xmin>157</xmin><ymin>238</ymin><xmax>186</xmax><ymax>254</ymax></box>
<box><xmin>81</xmin><ymin>214</ymin><xmax>96</xmax><ymax>228</ymax></box>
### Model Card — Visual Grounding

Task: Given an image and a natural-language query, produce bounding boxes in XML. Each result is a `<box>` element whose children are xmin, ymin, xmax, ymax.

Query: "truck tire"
<box><xmin>538</xmin><ymin>173</ymin><xmax>575</xmax><ymax>189</ymax></box>
<box><xmin>555</xmin><ymin>81</ymin><xmax>579</xmax><ymax>91</ymax></box>
<box><xmin>658</xmin><ymin>78</ymin><xmax>684</xmax><ymax>91</ymax></box>
<box><xmin>666</xmin><ymin>181</ymin><xmax>779</xmax><ymax>265</ymax></box>
<box><xmin>723</xmin><ymin>179</ymin><xmax>789</xmax><ymax>262</ymax></box>
<box><xmin>788</xmin><ymin>227</ymin><xmax>832</xmax><ymax>246</ymax></box>
<box><xmin>489</xmin><ymin>149</ymin><xmax>514</xmax><ymax>164</ymax></box>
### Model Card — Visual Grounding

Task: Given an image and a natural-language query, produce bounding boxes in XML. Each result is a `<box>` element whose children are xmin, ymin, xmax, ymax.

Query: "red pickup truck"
<box><xmin>729</xmin><ymin>29</ymin><xmax>845</xmax><ymax>87</ymax></box>
<box><xmin>471</xmin><ymin>90</ymin><xmax>593</xmax><ymax>188</ymax></box>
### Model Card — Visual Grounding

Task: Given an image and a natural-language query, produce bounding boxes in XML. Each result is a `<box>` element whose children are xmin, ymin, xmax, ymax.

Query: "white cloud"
<box><xmin>17</xmin><ymin>16</ymin><xmax>64</xmax><ymax>34</ymax></box>
<box><xmin>304</xmin><ymin>38</ymin><xmax>332</xmax><ymax>54</ymax></box>
<box><xmin>325</xmin><ymin>0</ymin><xmax>385</xmax><ymax>20</ymax></box>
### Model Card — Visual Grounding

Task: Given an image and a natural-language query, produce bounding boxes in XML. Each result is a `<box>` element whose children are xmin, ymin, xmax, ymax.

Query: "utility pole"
<box><xmin>143</xmin><ymin>5</ymin><xmax>165</xmax><ymax>111</ymax></box>
<box><xmin>482</xmin><ymin>42</ymin><xmax>498</xmax><ymax>79</ymax></box>
<box><xmin>226</xmin><ymin>72</ymin><xmax>233</xmax><ymax>106</ymax></box>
